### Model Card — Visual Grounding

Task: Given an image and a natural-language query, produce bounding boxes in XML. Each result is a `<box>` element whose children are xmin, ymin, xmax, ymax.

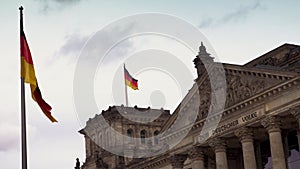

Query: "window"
<box><xmin>127</xmin><ymin>129</ymin><xmax>134</xmax><ymax>143</ymax></box>
<box><xmin>140</xmin><ymin>130</ymin><xmax>146</xmax><ymax>144</ymax></box>
<box><xmin>154</xmin><ymin>130</ymin><xmax>159</xmax><ymax>144</ymax></box>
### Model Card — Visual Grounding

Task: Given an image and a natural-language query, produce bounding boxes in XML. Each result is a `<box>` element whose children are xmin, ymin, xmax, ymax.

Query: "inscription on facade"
<box><xmin>197</xmin><ymin>109</ymin><xmax>264</xmax><ymax>142</ymax></box>
<box><xmin>238</xmin><ymin>112</ymin><xmax>258</xmax><ymax>124</ymax></box>
<box><xmin>212</xmin><ymin>120</ymin><xmax>239</xmax><ymax>135</ymax></box>
<box><xmin>212</xmin><ymin>109</ymin><xmax>263</xmax><ymax>135</ymax></box>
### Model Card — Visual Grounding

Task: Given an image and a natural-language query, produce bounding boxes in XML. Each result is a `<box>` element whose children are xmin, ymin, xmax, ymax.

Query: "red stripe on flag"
<box><xmin>32</xmin><ymin>85</ymin><xmax>57</xmax><ymax>122</ymax></box>
<box><xmin>21</xmin><ymin>32</ymin><xmax>57</xmax><ymax>122</ymax></box>
<box><xmin>124</xmin><ymin>67</ymin><xmax>138</xmax><ymax>90</ymax></box>
<box><xmin>20</xmin><ymin>35</ymin><xmax>33</xmax><ymax>64</ymax></box>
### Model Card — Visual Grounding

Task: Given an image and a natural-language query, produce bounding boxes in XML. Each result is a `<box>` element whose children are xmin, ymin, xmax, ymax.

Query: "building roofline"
<box><xmin>244</xmin><ymin>43</ymin><xmax>300</xmax><ymax>67</ymax></box>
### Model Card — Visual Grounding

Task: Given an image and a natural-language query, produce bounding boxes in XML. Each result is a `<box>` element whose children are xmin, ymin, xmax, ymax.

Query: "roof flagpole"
<box><xmin>124</xmin><ymin>64</ymin><xmax>129</xmax><ymax>106</ymax></box>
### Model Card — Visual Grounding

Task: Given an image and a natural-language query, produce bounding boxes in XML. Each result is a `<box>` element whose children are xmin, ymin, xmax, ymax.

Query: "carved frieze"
<box><xmin>196</xmin><ymin>69</ymin><xmax>283</xmax><ymax>121</ymax></box>
<box><xmin>225</xmin><ymin>73</ymin><xmax>265</xmax><ymax>106</ymax></box>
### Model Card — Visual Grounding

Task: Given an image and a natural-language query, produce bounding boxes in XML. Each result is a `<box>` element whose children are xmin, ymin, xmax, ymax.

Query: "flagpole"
<box><xmin>19</xmin><ymin>6</ymin><xmax>28</xmax><ymax>169</ymax></box>
<box><xmin>124</xmin><ymin>64</ymin><xmax>129</xmax><ymax>106</ymax></box>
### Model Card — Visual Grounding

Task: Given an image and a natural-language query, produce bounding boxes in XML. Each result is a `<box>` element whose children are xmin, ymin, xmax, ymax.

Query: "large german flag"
<box><xmin>20</xmin><ymin>28</ymin><xmax>57</xmax><ymax>122</ymax></box>
<box><xmin>124</xmin><ymin>67</ymin><xmax>138</xmax><ymax>90</ymax></box>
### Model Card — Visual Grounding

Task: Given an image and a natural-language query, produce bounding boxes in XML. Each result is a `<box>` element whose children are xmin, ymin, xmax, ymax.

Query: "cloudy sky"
<box><xmin>1</xmin><ymin>0</ymin><xmax>300</xmax><ymax>169</ymax></box>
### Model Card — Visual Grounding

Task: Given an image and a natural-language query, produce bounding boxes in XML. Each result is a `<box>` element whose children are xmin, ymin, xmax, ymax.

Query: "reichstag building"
<box><xmin>76</xmin><ymin>43</ymin><xmax>300</xmax><ymax>169</ymax></box>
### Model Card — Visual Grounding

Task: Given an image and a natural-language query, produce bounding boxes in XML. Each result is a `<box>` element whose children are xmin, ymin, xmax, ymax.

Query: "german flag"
<box><xmin>20</xmin><ymin>25</ymin><xmax>57</xmax><ymax>122</ymax></box>
<box><xmin>124</xmin><ymin>67</ymin><xmax>138</xmax><ymax>90</ymax></box>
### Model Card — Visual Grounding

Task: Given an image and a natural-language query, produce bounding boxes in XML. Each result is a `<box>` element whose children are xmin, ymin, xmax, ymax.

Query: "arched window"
<box><xmin>154</xmin><ymin>130</ymin><xmax>159</xmax><ymax>145</ymax></box>
<box><xmin>140</xmin><ymin>130</ymin><xmax>146</xmax><ymax>144</ymax></box>
<box><xmin>127</xmin><ymin>129</ymin><xmax>134</xmax><ymax>143</ymax></box>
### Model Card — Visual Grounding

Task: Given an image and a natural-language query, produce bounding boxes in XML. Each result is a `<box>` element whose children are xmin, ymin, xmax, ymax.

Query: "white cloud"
<box><xmin>35</xmin><ymin>0</ymin><xmax>85</xmax><ymax>12</ymax></box>
<box><xmin>199</xmin><ymin>1</ymin><xmax>263</xmax><ymax>28</ymax></box>
<box><xmin>0</xmin><ymin>123</ymin><xmax>19</xmax><ymax>152</ymax></box>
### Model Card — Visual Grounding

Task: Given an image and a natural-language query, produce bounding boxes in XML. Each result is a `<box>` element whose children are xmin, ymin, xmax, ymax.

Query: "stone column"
<box><xmin>189</xmin><ymin>146</ymin><xmax>205</xmax><ymax>169</ymax></box>
<box><xmin>235</xmin><ymin>127</ymin><xmax>257</xmax><ymax>169</ymax></box>
<box><xmin>209</xmin><ymin>138</ymin><xmax>228</xmax><ymax>169</ymax></box>
<box><xmin>170</xmin><ymin>154</ymin><xmax>188</xmax><ymax>169</ymax></box>
<box><xmin>291</xmin><ymin>107</ymin><xmax>300</xmax><ymax>148</ymax></box>
<box><xmin>261</xmin><ymin>116</ymin><xmax>287</xmax><ymax>169</ymax></box>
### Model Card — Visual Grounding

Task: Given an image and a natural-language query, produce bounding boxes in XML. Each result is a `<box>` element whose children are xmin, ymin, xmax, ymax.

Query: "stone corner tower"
<box><xmin>79</xmin><ymin>105</ymin><xmax>171</xmax><ymax>169</ymax></box>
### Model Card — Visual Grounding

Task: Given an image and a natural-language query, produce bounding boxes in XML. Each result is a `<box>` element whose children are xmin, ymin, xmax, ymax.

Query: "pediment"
<box><xmin>196</xmin><ymin>64</ymin><xmax>297</xmax><ymax>119</ymax></box>
<box><xmin>244</xmin><ymin>43</ymin><xmax>300</xmax><ymax>72</ymax></box>
<box><xmin>161</xmin><ymin>64</ymin><xmax>298</xmax><ymax>134</ymax></box>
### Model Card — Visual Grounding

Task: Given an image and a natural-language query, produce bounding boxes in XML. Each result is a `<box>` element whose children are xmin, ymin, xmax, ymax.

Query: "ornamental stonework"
<box><xmin>261</xmin><ymin>116</ymin><xmax>281</xmax><ymax>133</ymax></box>
<box><xmin>196</xmin><ymin>68</ymin><xmax>284</xmax><ymax>121</ymax></box>
<box><xmin>234</xmin><ymin>127</ymin><xmax>253</xmax><ymax>143</ymax></box>
<box><xmin>225</xmin><ymin>73</ymin><xmax>265</xmax><ymax>106</ymax></box>
<box><xmin>259</xmin><ymin>47</ymin><xmax>299</xmax><ymax>67</ymax></box>
<box><xmin>189</xmin><ymin>146</ymin><xmax>205</xmax><ymax>160</ymax></box>
<box><xmin>290</xmin><ymin>106</ymin><xmax>300</xmax><ymax>120</ymax></box>
<box><xmin>208</xmin><ymin>138</ymin><xmax>227</xmax><ymax>153</ymax></box>
<box><xmin>169</xmin><ymin>154</ymin><xmax>188</xmax><ymax>168</ymax></box>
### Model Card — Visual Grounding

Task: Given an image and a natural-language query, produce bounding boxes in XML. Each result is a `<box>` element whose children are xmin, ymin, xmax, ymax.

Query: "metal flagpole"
<box><xmin>124</xmin><ymin>64</ymin><xmax>129</xmax><ymax>106</ymax></box>
<box><xmin>19</xmin><ymin>6</ymin><xmax>28</xmax><ymax>169</ymax></box>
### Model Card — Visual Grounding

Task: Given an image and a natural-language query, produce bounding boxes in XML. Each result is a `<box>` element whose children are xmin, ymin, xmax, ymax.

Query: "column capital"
<box><xmin>208</xmin><ymin>137</ymin><xmax>226</xmax><ymax>153</ymax></box>
<box><xmin>170</xmin><ymin>154</ymin><xmax>188</xmax><ymax>168</ymax></box>
<box><xmin>235</xmin><ymin>127</ymin><xmax>253</xmax><ymax>143</ymax></box>
<box><xmin>189</xmin><ymin>146</ymin><xmax>205</xmax><ymax>160</ymax></box>
<box><xmin>261</xmin><ymin>116</ymin><xmax>281</xmax><ymax>133</ymax></box>
<box><xmin>290</xmin><ymin>107</ymin><xmax>300</xmax><ymax>121</ymax></box>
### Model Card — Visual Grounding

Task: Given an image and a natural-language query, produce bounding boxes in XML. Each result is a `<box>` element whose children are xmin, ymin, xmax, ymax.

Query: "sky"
<box><xmin>1</xmin><ymin>0</ymin><xmax>300</xmax><ymax>169</ymax></box>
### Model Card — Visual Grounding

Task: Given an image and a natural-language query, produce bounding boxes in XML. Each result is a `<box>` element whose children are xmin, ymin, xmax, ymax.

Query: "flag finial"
<box><xmin>19</xmin><ymin>6</ymin><xmax>23</xmax><ymax>11</ymax></box>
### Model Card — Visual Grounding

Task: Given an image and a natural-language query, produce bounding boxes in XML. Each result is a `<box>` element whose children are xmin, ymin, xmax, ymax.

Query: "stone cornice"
<box><xmin>127</xmin><ymin>153</ymin><xmax>170</xmax><ymax>169</ymax></box>
<box><xmin>160</xmin><ymin>81</ymin><xmax>200</xmax><ymax>133</ymax></box>
<box><xmin>224</xmin><ymin>63</ymin><xmax>298</xmax><ymax>79</ymax></box>
<box><xmin>127</xmin><ymin>143</ymin><xmax>193</xmax><ymax>169</ymax></box>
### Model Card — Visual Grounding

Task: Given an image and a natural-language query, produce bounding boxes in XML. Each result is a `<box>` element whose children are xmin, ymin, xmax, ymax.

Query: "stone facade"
<box><xmin>79</xmin><ymin>43</ymin><xmax>300</xmax><ymax>169</ymax></box>
<box><xmin>79</xmin><ymin>106</ymin><xmax>171</xmax><ymax>169</ymax></box>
